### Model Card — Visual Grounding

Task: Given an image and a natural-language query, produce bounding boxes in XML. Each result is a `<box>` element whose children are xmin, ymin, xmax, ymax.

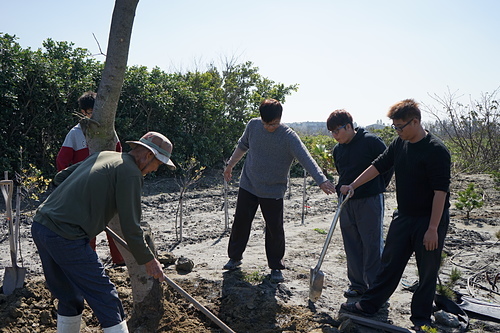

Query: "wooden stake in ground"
<box><xmin>175</xmin><ymin>158</ymin><xmax>205</xmax><ymax>242</ymax></box>
<box><xmin>302</xmin><ymin>169</ymin><xmax>307</xmax><ymax>225</ymax></box>
<box><xmin>224</xmin><ymin>179</ymin><xmax>229</xmax><ymax>231</ymax></box>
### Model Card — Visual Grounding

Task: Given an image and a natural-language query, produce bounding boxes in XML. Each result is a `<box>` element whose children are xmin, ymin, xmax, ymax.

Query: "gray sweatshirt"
<box><xmin>238</xmin><ymin>118</ymin><xmax>327</xmax><ymax>198</ymax></box>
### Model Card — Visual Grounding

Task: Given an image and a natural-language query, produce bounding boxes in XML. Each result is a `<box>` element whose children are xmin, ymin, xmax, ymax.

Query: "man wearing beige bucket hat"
<box><xmin>125</xmin><ymin>131</ymin><xmax>176</xmax><ymax>172</ymax></box>
<box><xmin>32</xmin><ymin>131</ymin><xmax>175</xmax><ymax>333</ymax></box>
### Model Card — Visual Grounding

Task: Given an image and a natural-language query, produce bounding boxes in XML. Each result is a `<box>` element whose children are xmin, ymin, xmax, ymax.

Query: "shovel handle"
<box><xmin>313</xmin><ymin>194</ymin><xmax>350</xmax><ymax>271</ymax></box>
<box><xmin>1</xmin><ymin>179</ymin><xmax>15</xmax><ymax>265</ymax></box>
<box><xmin>104</xmin><ymin>226</ymin><xmax>236</xmax><ymax>333</ymax></box>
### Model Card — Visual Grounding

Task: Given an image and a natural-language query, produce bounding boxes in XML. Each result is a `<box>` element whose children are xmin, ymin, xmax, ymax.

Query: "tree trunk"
<box><xmin>83</xmin><ymin>1</ymin><xmax>164</xmax><ymax>331</ymax></box>
<box><xmin>108</xmin><ymin>218</ymin><xmax>163</xmax><ymax>332</ymax></box>
<box><xmin>86</xmin><ymin>0</ymin><xmax>138</xmax><ymax>153</ymax></box>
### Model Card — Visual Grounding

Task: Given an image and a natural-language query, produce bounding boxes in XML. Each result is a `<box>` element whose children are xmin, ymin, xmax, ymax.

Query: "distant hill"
<box><xmin>285</xmin><ymin>121</ymin><xmax>388</xmax><ymax>136</ymax></box>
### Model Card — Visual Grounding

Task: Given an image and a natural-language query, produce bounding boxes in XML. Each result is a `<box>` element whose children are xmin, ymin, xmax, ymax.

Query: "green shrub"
<box><xmin>242</xmin><ymin>271</ymin><xmax>265</xmax><ymax>284</ymax></box>
<box><xmin>455</xmin><ymin>183</ymin><xmax>484</xmax><ymax>219</ymax></box>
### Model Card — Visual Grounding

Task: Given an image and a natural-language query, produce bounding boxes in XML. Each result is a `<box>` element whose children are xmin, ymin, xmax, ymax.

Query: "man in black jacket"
<box><xmin>327</xmin><ymin>110</ymin><xmax>392</xmax><ymax>298</ymax></box>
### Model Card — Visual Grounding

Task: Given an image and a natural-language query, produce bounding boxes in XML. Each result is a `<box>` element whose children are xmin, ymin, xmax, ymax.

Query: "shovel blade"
<box><xmin>3</xmin><ymin>267</ymin><xmax>26</xmax><ymax>295</ymax></box>
<box><xmin>309</xmin><ymin>267</ymin><xmax>325</xmax><ymax>302</ymax></box>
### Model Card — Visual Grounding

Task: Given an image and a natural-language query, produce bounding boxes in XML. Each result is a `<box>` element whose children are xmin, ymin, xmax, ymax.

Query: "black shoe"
<box><xmin>223</xmin><ymin>259</ymin><xmax>242</xmax><ymax>270</ymax></box>
<box><xmin>340</xmin><ymin>302</ymin><xmax>373</xmax><ymax>316</ymax></box>
<box><xmin>344</xmin><ymin>288</ymin><xmax>363</xmax><ymax>298</ymax></box>
<box><xmin>270</xmin><ymin>269</ymin><xmax>284</xmax><ymax>282</ymax></box>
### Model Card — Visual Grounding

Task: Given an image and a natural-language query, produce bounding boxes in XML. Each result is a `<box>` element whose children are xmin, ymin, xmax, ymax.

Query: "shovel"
<box><xmin>1</xmin><ymin>178</ymin><xmax>26</xmax><ymax>295</ymax></box>
<box><xmin>309</xmin><ymin>193</ymin><xmax>350</xmax><ymax>302</ymax></box>
<box><xmin>13</xmin><ymin>186</ymin><xmax>26</xmax><ymax>287</ymax></box>
<box><xmin>104</xmin><ymin>226</ymin><xmax>235</xmax><ymax>333</ymax></box>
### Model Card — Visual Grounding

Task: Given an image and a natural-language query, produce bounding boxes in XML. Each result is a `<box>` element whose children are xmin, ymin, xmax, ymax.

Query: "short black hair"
<box><xmin>259</xmin><ymin>99</ymin><xmax>283</xmax><ymax>122</ymax></box>
<box><xmin>78</xmin><ymin>91</ymin><xmax>96</xmax><ymax>111</ymax></box>
<box><xmin>326</xmin><ymin>109</ymin><xmax>353</xmax><ymax>131</ymax></box>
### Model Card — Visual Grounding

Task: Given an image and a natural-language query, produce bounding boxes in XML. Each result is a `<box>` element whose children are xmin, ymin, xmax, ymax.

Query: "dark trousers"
<box><xmin>359</xmin><ymin>209</ymin><xmax>449</xmax><ymax>326</ymax></box>
<box><xmin>89</xmin><ymin>232</ymin><xmax>125</xmax><ymax>264</ymax></box>
<box><xmin>228</xmin><ymin>188</ymin><xmax>286</xmax><ymax>270</ymax></box>
<box><xmin>31</xmin><ymin>222</ymin><xmax>125</xmax><ymax>328</ymax></box>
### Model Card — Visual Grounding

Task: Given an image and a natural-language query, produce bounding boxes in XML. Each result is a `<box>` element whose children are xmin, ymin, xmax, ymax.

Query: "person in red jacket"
<box><xmin>56</xmin><ymin>91</ymin><xmax>125</xmax><ymax>266</ymax></box>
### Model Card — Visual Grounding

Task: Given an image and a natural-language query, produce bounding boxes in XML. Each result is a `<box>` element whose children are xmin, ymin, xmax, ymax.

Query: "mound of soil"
<box><xmin>1</xmin><ymin>172</ymin><xmax>499</xmax><ymax>332</ymax></box>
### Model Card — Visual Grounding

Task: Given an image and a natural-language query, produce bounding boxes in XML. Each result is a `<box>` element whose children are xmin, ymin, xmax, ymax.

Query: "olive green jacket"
<box><xmin>34</xmin><ymin>151</ymin><xmax>153</xmax><ymax>265</ymax></box>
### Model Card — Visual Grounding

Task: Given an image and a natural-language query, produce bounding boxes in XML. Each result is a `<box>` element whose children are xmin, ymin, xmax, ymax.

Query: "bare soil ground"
<box><xmin>0</xmin><ymin>172</ymin><xmax>499</xmax><ymax>332</ymax></box>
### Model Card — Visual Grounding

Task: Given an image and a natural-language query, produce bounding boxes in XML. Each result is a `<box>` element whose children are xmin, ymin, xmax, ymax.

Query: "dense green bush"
<box><xmin>0</xmin><ymin>34</ymin><xmax>102</xmax><ymax>176</ymax></box>
<box><xmin>1</xmin><ymin>34</ymin><xmax>297</xmax><ymax>177</ymax></box>
<box><xmin>3</xmin><ymin>33</ymin><xmax>498</xmax><ymax>179</ymax></box>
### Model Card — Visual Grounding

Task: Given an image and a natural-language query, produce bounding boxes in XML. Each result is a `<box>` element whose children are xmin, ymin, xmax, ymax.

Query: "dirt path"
<box><xmin>0</xmin><ymin>173</ymin><xmax>499</xmax><ymax>332</ymax></box>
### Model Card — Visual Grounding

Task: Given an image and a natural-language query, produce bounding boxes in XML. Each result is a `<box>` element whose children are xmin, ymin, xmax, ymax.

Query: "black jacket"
<box><xmin>333</xmin><ymin>128</ymin><xmax>393</xmax><ymax>199</ymax></box>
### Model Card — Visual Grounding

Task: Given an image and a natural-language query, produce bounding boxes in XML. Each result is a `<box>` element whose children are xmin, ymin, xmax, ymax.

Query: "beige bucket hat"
<box><xmin>126</xmin><ymin>132</ymin><xmax>176</xmax><ymax>170</ymax></box>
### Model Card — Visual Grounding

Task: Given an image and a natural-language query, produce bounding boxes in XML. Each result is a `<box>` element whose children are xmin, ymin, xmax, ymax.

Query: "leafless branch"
<box><xmin>92</xmin><ymin>32</ymin><xmax>106</xmax><ymax>57</ymax></box>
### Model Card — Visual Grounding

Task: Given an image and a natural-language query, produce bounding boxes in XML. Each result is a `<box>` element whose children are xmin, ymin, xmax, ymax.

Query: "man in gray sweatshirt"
<box><xmin>223</xmin><ymin>99</ymin><xmax>336</xmax><ymax>282</ymax></box>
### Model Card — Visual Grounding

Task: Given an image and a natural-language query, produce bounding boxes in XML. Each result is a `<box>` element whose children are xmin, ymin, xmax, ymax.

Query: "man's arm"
<box><xmin>291</xmin><ymin>138</ymin><xmax>335</xmax><ymax>194</ymax></box>
<box><xmin>53</xmin><ymin>161</ymin><xmax>82</xmax><ymax>186</ymax></box>
<box><xmin>223</xmin><ymin>147</ymin><xmax>246</xmax><ymax>182</ymax></box>
<box><xmin>423</xmin><ymin>190</ymin><xmax>447</xmax><ymax>251</ymax></box>
<box><xmin>340</xmin><ymin>165</ymin><xmax>380</xmax><ymax>196</ymax></box>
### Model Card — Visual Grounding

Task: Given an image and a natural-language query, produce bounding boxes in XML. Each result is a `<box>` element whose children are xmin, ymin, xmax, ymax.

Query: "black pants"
<box><xmin>227</xmin><ymin>188</ymin><xmax>286</xmax><ymax>270</ymax></box>
<box><xmin>359</xmin><ymin>209</ymin><xmax>449</xmax><ymax>326</ymax></box>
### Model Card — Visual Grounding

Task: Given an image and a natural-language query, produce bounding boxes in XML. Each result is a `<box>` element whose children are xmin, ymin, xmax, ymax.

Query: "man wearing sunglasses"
<box><xmin>339</xmin><ymin>99</ymin><xmax>451</xmax><ymax>332</ymax></box>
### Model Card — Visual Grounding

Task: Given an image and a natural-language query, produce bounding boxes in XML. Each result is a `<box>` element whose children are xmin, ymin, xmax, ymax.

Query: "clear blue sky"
<box><xmin>2</xmin><ymin>0</ymin><xmax>500</xmax><ymax>126</ymax></box>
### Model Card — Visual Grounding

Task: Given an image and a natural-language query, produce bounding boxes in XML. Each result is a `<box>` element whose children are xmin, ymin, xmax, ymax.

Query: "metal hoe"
<box><xmin>1</xmin><ymin>174</ymin><xmax>26</xmax><ymax>295</ymax></box>
<box><xmin>309</xmin><ymin>193</ymin><xmax>350</xmax><ymax>302</ymax></box>
<box><xmin>105</xmin><ymin>226</ymin><xmax>235</xmax><ymax>333</ymax></box>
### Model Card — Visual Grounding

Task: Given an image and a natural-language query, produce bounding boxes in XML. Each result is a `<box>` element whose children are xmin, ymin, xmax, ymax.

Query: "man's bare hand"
<box><xmin>319</xmin><ymin>180</ymin><xmax>336</xmax><ymax>195</ymax></box>
<box><xmin>340</xmin><ymin>184</ymin><xmax>354</xmax><ymax>197</ymax></box>
<box><xmin>223</xmin><ymin>165</ymin><xmax>233</xmax><ymax>182</ymax></box>
<box><xmin>145</xmin><ymin>258</ymin><xmax>165</xmax><ymax>282</ymax></box>
<box><xmin>423</xmin><ymin>229</ymin><xmax>438</xmax><ymax>251</ymax></box>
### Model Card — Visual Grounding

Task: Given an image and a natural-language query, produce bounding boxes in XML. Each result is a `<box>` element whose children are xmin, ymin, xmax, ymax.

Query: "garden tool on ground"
<box><xmin>104</xmin><ymin>226</ymin><xmax>235</xmax><ymax>333</ymax></box>
<box><xmin>309</xmin><ymin>193</ymin><xmax>350</xmax><ymax>302</ymax></box>
<box><xmin>1</xmin><ymin>177</ymin><xmax>26</xmax><ymax>295</ymax></box>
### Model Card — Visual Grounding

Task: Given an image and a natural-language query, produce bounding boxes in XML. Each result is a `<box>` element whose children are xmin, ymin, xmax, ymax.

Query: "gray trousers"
<box><xmin>340</xmin><ymin>193</ymin><xmax>384</xmax><ymax>292</ymax></box>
